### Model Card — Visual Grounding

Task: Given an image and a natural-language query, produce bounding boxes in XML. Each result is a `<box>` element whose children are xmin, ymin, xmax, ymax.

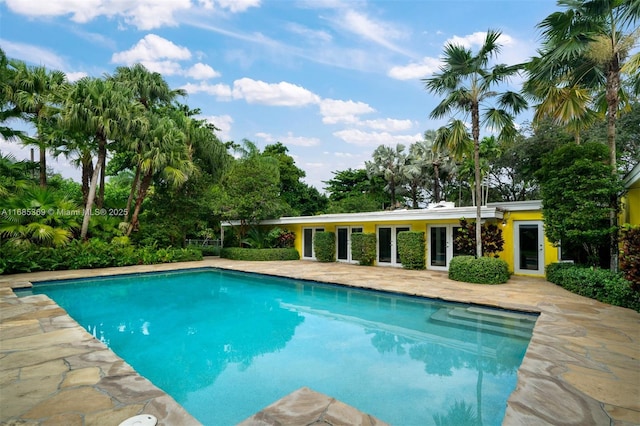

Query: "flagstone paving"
<box><xmin>0</xmin><ymin>258</ymin><xmax>638</xmax><ymax>425</ymax></box>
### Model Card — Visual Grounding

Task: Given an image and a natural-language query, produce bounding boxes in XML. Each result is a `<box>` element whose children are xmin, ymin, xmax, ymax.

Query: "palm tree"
<box><xmin>424</xmin><ymin>30</ymin><xmax>527</xmax><ymax>257</ymax></box>
<box><xmin>0</xmin><ymin>186</ymin><xmax>80</xmax><ymax>247</ymax></box>
<box><xmin>413</xmin><ymin>130</ymin><xmax>456</xmax><ymax>204</ymax></box>
<box><xmin>0</xmin><ymin>49</ymin><xmax>25</xmax><ymax>141</ymax></box>
<box><xmin>127</xmin><ymin>113</ymin><xmax>195</xmax><ymax>236</ymax></box>
<box><xmin>403</xmin><ymin>142</ymin><xmax>430</xmax><ymax>208</ymax></box>
<box><xmin>110</xmin><ymin>64</ymin><xmax>185</xmax><ymax>219</ymax></box>
<box><xmin>171</xmin><ymin>104</ymin><xmax>231</xmax><ymax>180</ymax></box>
<box><xmin>111</xmin><ymin>63</ymin><xmax>183</xmax><ymax>109</ymax></box>
<box><xmin>0</xmin><ymin>152</ymin><xmax>33</xmax><ymax>197</ymax></box>
<box><xmin>61</xmin><ymin>77</ymin><xmax>144</xmax><ymax>240</ymax></box>
<box><xmin>528</xmin><ymin>0</ymin><xmax>639</xmax><ymax>169</ymax></box>
<box><xmin>525</xmin><ymin>0</ymin><xmax>640</xmax><ymax>270</ymax></box>
<box><xmin>5</xmin><ymin>60</ymin><xmax>66</xmax><ymax>187</ymax></box>
<box><xmin>365</xmin><ymin>144</ymin><xmax>408</xmax><ymax>209</ymax></box>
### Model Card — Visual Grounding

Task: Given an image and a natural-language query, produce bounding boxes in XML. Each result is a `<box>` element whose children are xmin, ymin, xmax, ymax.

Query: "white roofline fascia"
<box><xmin>487</xmin><ymin>200</ymin><xmax>542</xmax><ymax>211</ymax></box>
<box><xmin>223</xmin><ymin>206</ymin><xmax>505</xmax><ymax>227</ymax></box>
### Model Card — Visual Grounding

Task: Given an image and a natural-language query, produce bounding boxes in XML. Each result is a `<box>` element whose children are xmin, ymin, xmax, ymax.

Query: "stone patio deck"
<box><xmin>1</xmin><ymin>258</ymin><xmax>638</xmax><ymax>425</ymax></box>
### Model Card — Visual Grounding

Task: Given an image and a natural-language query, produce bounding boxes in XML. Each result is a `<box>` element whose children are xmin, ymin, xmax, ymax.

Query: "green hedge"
<box><xmin>397</xmin><ymin>231</ymin><xmax>425</xmax><ymax>270</ymax></box>
<box><xmin>0</xmin><ymin>239</ymin><xmax>203</xmax><ymax>275</ymax></box>
<box><xmin>313</xmin><ymin>231</ymin><xmax>336</xmax><ymax>262</ymax></box>
<box><xmin>351</xmin><ymin>232</ymin><xmax>376</xmax><ymax>266</ymax></box>
<box><xmin>187</xmin><ymin>244</ymin><xmax>220</xmax><ymax>256</ymax></box>
<box><xmin>546</xmin><ymin>262</ymin><xmax>640</xmax><ymax>311</ymax></box>
<box><xmin>449</xmin><ymin>255</ymin><xmax>510</xmax><ymax>284</ymax></box>
<box><xmin>220</xmin><ymin>247</ymin><xmax>300</xmax><ymax>261</ymax></box>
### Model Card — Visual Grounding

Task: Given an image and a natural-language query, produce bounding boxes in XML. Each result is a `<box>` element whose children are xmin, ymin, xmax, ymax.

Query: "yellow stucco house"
<box><xmin>224</xmin><ymin>200</ymin><xmax>558</xmax><ymax>277</ymax></box>
<box><xmin>223</xmin><ymin>164</ymin><xmax>639</xmax><ymax>277</ymax></box>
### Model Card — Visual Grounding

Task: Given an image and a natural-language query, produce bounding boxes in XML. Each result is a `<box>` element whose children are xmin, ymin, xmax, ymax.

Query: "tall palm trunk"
<box><xmin>127</xmin><ymin>171</ymin><xmax>153</xmax><ymax>236</ymax></box>
<box><xmin>81</xmin><ymin>137</ymin><xmax>106</xmax><ymax>240</ymax></box>
<box><xmin>606</xmin><ymin>60</ymin><xmax>620</xmax><ymax>272</ymax></box>
<box><xmin>97</xmin><ymin>146</ymin><xmax>106</xmax><ymax>208</ymax></box>
<box><xmin>81</xmin><ymin>152</ymin><xmax>93</xmax><ymax>206</ymax></box>
<box><xmin>38</xmin><ymin>144</ymin><xmax>46</xmax><ymax>187</ymax></box>
<box><xmin>472</xmin><ymin>103</ymin><xmax>482</xmax><ymax>258</ymax></box>
<box><xmin>125</xmin><ymin>165</ymin><xmax>141</xmax><ymax>223</ymax></box>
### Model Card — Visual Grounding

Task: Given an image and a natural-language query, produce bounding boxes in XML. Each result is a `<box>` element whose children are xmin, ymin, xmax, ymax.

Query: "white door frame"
<box><xmin>302</xmin><ymin>227</ymin><xmax>325</xmax><ymax>260</ymax></box>
<box><xmin>336</xmin><ymin>226</ymin><xmax>363</xmax><ymax>263</ymax></box>
<box><xmin>376</xmin><ymin>225</ymin><xmax>410</xmax><ymax>267</ymax></box>
<box><xmin>428</xmin><ymin>225</ymin><xmax>450</xmax><ymax>271</ymax></box>
<box><xmin>514</xmin><ymin>221</ymin><xmax>545</xmax><ymax>275</ymax></box>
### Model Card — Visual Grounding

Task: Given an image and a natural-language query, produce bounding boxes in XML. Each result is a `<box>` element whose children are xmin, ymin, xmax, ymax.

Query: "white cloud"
<box><xmin>112</xmin><ymin>34</ymin><xmax>192</xmax><ymax>64</ymax></box>
<box><xmin>202</xmin><ymin>114</ymin><xmax>233</xmax><ymax>140</ymax></box>
<box><xmin>5</xmin><ymin>0</ymin><xmax>193</xmax><ymax>30</ymax></box>
<box><xmin>185</xmin><ymin>63</ymin><xmax>221</xmax><ymax>80</ymax></box>
<box><xmin>388</xmin><ymin>57</ymin><xmax>441</xmax><ymax>80</ymax></box>
<box><xmin>359</xmin><ymin>118</ymin><xmax>415</xmax><ymax>132</ymax></box>
<box><xmin>333</xmin><ymin>129</ymin><xmax>421</xmax><ymax>147</ymax></box>
<box><xmin>141</xmin><ymin>60</ymin><xmax>184</xmax><ymax>75</ymax></box>
<box><xmin>256</xmin><ymin>131</ymin><xmax>319</xmax><ymax>147</ymax></box>
<box><xmin>319</xmin><ymin>99</ymin><xmax>375</xmax><ymax>124</ymax></box>
<box><xmin>445</xmin><ymin>31</ymin><xmax>514</xmax><ymax>50</ymax></box>
<box><xmin>111</xmin><ymin>34</ymin><xmax>200</xmax><ymax>76</ymax></box>
<box><xmin>216</xmin><ymin>0</ymin><xmax>261</xmax><ymax>13</ymax></box>
<box><xmin>4</xmin><ymin>0</ymin><xmax>259</xmax><ymax>31</ymax></box>
<box><xmin>65</xmin><ymin>71</ymin><xmax>88</xmax><ymax>82</ymax></box>
<box><xmin>333</xmin><ymin>152</ymin><xmax>355</xmax><ymax>158</ymax></box>
<box><xmin>280</xmin><ymin>132</ymin><xmax>320</xmax><ymax>147</ymax></box>
<box><xmin>335</xmin><ymin>9</ymin><xmax>412</xmax><ymax>57</ymax></box>
<box><xmin>0</xmin><ymin>39</ymin><xmax>89</xmax><ymax>83</ymax></box>
<box><xmin>181</xmin><ymin>82</ymin><xmax>233</xmax><ymax>99</ymax></box>
<box><xmin>0</xmin><ymin>39</ymin><xmax>67</xmax><ymax>70</ymax></box>
<box><xmin>286</xmin><ymin>22</ymin><xmax>332</xmax><ymax>43</ymax></box>
<box><xmin>232</xmin><ymin>78</ymin><xmax>321</xmax><ymax>106</ymax></box>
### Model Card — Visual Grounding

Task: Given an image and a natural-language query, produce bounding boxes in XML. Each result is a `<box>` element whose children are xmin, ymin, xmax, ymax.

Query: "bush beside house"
<box><xmin>397</xmin><ymin>231</ymin><xmax>426</xmax><ymax>270</ymax></box>
<box><xmin>220</xmin><ymin>247</ymin><xmax>300</xmax><ymax>261</ymax></box>
<box><xmin>313</xmin><ymin>231</ymin><xmax>336</xmax><ymax>262</ymax></box>
<box><xmin>449</xmin><ymin>256</ymin><xmax>510</xmax><ymax>284</ymax></box>
<box><xmin>351</xmin><ymin>233</ymin><xmax>377</xmax><ymax>266</ymax></box>
<box><xmin>546</xmin><ymin>262</ymin><xmax>639</xmax><ymax>311</ymax></box>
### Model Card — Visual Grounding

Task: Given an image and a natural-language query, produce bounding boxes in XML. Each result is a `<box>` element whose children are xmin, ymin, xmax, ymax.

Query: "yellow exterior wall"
<box><xmin>498</xmin><ymin>210</ymin><xmax>558</xmax><ymax>276</ymax></box>
<box><xmin>281</xmin><ymin>214</ymin><xmax>558</xmax><ymax>276</ymax></box>
<box><xmin>620</xmin><ymin>182</ymin><xmax>640</xmax><ymax>226</ymax></box>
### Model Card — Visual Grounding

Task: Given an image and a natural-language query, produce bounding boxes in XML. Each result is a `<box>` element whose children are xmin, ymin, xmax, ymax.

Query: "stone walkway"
<box><xmin>1</xmin><ymin>258</ymin><xmax>638</xmax><ymax>425</ymax></box>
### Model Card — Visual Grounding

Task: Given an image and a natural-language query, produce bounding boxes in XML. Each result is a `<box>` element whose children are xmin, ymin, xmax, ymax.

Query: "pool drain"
<box><xmin>118</xmin><ymin>414</ymin><xmax>158</xmax><ymax>426</ymax></box>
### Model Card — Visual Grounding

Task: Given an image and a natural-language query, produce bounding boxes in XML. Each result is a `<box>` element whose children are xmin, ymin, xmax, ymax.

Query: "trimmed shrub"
<box><xmin>220</xmin><ymin>247</ymin><xmax>300</xmax><ymax>261</ymax></box>
<box><xmin>545</xmin><ymin>262</ymin><xmax>639</xmax><ymax>311</ymax></box>
<box><xmin>449</xmin><ymin>255</ymin><xmax>510</xmax><ymax>284</ymax></box>
<box><xmin>397</xmin><ymin>231</ymin><xmax>425</xmax><ymax>270</ymax></box>
<box><xmin>313</xmin><ymin>231</ymin><xmax>336</xmax><ymax>262</ymax></box>
<box><xmin>0</xmin><ymin>240</ymin><xmax>203</xmax><ymax>275</ymax></box>
<box><xmin>351</xmin><ymin>232</ymin><xmax>376</xmax><ymax>266</ymax></box>
<box><xmin>545</xmin><ymin>262</ymin><xmax>577</xmax><ymax>284</ymax></box>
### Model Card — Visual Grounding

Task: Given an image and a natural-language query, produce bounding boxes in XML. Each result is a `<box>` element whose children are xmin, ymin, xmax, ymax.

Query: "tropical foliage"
<box><xmin>536</xmin><ymin>142</ymin><xmax>622</xmax><ymax>266</ymax></box>
<box><xmin>525</xmin><ymin>0</ymin><xmax>640</xmax><ymax>270</ymax></box>
<box><xmin>424</xmin><ymin>29</ymin><xmax>528</xmax><ymax>257</ymax></box>
<box><xmin>1</xmin><ymin>0</ymin><xmax>639</xmax><ymax>287</ymax></box>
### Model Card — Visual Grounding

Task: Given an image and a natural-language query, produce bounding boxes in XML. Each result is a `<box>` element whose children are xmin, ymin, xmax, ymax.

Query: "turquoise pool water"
<box><xmin>27</xmin><ymin>269</ymin><xmax>536</xmax><ymax>425</ymax></box>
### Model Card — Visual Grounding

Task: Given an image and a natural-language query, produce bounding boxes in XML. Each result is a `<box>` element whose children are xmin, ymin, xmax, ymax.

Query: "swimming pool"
<box><xmin>26</xmin><ymin>268</ymin><xmax>536</xmax><ymax>425</ymax></box>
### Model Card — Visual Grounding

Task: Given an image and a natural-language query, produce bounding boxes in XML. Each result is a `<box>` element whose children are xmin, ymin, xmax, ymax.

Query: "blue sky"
<box><xmin>0</xmin><ymin>0</ymin><xmax>559</xmax><ymax>191</ymax></box>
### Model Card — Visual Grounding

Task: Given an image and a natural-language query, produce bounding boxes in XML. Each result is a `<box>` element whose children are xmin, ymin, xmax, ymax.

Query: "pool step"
<box><xmin>430</xmin><ymin>307</ymin><xmax>535</xmax><ymax>339</ymax></box>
